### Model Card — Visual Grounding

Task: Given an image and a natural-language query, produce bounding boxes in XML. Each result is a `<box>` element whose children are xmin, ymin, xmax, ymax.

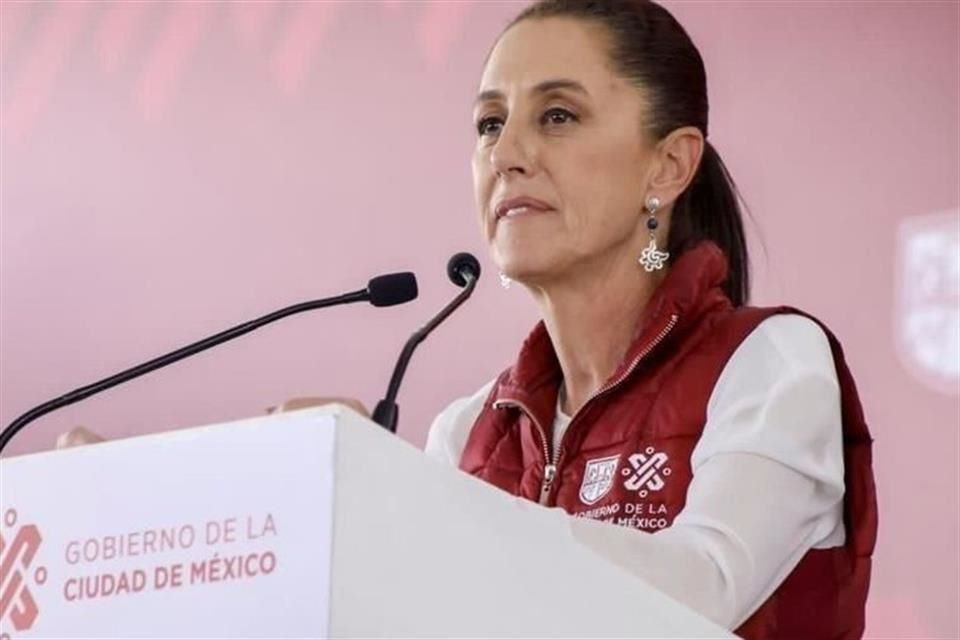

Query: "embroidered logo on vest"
<box><xmin>621</xmin><ymin>447</ymin><xmax>671</xmax><ymax>498</ymax></box>
<box><xmin>579</xmin><ymin>455</ymin><xmax>620</xmax><ymax>505</ymax></box>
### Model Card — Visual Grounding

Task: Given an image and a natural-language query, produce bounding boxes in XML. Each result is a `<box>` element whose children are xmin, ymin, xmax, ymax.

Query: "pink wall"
<box><xmin>2</xmin><ymin>1</ymin><xmax>958</xmax><ymax>636</ymax></box>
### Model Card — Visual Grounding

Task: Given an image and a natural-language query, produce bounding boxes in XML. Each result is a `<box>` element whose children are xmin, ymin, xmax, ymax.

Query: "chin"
<box><xmin>492</xmin><ymin>248</ymin><xmax>558</xmax><ymax>284</ymax></box>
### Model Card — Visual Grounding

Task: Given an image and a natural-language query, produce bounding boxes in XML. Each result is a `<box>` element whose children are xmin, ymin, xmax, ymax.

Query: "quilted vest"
<box><xmin>459</xmin><ymin>242</ymin><xmax>877</xmax><ymax>639</ymax></box>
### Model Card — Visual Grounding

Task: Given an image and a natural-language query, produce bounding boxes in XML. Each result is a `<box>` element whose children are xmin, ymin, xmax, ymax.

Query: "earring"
<box><xmin>639</xmin><ymin>195</ymin><xmax>669</xmax><ymax>272</ymax></box>
<box><xmin>499</xmin><ymin>272</ymin><xmax>513</xmax><ymax>289</ymax></box>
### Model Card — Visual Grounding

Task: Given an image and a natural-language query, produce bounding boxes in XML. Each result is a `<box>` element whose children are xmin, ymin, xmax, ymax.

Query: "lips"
<box><xmin>493</xmin><ymin>196</ymin><xmax>555</xmax><ymax>221</ymax></box>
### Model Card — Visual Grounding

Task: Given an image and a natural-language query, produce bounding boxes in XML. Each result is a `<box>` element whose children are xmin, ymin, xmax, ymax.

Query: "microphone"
<box><xmin>0</xmin><ymin>272</ymin><xmax>418</xmax><ymax>454</ymax></box>
<box><xmin>372</xmin><ymin>253</ymin><xmax>481</xmax><ymax>433</ymax></box>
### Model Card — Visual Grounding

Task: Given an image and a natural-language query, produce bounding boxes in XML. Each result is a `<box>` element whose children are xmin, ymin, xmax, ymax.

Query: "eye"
<box><xmin>476</xmin><ymin>116</ymin><xmax>504</xmax><ymax>137</ymax></box>
<box><xmin>541</xmin><ymin>107</ymin><xmax>578</xmax><ymax>127</ymax></box>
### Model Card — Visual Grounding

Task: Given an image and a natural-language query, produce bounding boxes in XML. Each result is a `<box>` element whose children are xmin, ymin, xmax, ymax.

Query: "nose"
<box><xmin>489</xmin><ymin>123</ymin><xmax>535</xmax><ymax>178</ymax></box>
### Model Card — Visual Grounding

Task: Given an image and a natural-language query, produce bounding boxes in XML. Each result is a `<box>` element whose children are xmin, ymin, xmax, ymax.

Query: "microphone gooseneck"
<box><xmin>0</xmin><ymin>272</ymin><xmax>418</xmax><ymax>455</ymax></box>
<box><xmin>372</xmin><ymin>253</ymin><xmax>481</xmax><ymax>434</ymax></box>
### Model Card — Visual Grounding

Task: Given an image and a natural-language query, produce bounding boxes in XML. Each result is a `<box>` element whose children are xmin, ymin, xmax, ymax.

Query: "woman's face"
<box><xmin>472</xmin><ymin>17</ymin><xmax>657</xmax><ymax>286</ymax></box>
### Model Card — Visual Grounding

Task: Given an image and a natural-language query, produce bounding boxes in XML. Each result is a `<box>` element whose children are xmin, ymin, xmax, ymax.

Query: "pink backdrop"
<box><xmin>2</xmin><ymin>1</ymin><xmax>958</xmax><ymax>636</ymax></box>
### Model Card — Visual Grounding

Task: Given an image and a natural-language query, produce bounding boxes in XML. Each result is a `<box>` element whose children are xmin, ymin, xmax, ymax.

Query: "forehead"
<box><xmin>479</xmin><ymin>17</ymin><xmax>622</xmax><ymax>96</ymax></box>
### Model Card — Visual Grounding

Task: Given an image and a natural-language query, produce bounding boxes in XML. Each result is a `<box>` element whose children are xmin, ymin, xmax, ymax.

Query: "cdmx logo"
<box><xmin>0</xmin><ymin>509</ymin><xmax>47</xmax><ymax>639</ymax></box>
<box><xmin>621</xmin><ymin>447</ymin><xmax>672</xmax><ymax>498</ymax></box>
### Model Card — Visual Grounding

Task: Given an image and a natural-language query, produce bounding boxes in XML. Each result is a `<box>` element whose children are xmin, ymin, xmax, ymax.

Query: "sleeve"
<box><xmin>423</xmin><ymin>380</ymin><xmax>495</xmax><ymax>466</ymax></box>
<box><xmin>569</xmin><ymin>314</ymin><xmax>845</xmax><ymax>630</ymax></box>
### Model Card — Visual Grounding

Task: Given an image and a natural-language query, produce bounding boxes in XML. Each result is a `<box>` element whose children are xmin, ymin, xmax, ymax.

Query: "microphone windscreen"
<box><xmin>368</xmin><ymin>272</ymin><xmax>418</xmax><ymax>307</ymax></box>
<box><xmin>447</xmin><ymin>252</ymin><xmax>481</xmax><ymax>287</ymax></box>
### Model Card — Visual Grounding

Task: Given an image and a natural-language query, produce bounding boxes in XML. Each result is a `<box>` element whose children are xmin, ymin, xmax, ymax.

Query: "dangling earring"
<box><xmin>499</xmin><ymin>272</ymin><xmax>513</xmax><ymax>289</ymax></box>
<box><xmin>639</xmin><ymin>195</ymin><xmax>669</xmax><ymax>272</ymax></box>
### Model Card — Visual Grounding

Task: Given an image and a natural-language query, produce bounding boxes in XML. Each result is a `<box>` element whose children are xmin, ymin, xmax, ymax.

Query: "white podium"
<box><xmin>0</xmin><ymin>406</ymin><xmax>732</xmax><ymax>638</ymax></box>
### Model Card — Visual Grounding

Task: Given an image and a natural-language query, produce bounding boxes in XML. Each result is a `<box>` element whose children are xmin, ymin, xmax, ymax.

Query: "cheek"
<box><xmin>471</xmin><ymin>154</ymin><xmax>493</xmax><ymax>224</ymax></box>
<box><xmin>470</xmin><ymin>156</ymin><xmax>484</xmax><ymax>200</ymax></box>
<box><xmin>558</xmin><ymin>155</ymin><xmax>644</xmax><ymax>242</ymax></box>
<box><xmin>576</xmin><ymin>144</ymin><xmax>643</xmax><ymax>210</ymax></box>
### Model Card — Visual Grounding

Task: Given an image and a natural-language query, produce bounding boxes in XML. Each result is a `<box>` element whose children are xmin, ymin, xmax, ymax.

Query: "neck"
<box><xmin>529</xmin><ymin>257</ymin><xmax>664</xmax><ymax>416</ymax></box>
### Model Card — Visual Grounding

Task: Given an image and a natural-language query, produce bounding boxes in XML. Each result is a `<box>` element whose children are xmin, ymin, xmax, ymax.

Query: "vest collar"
<box><xmin>495</xmin><ymin>241</ymin><xmax>732</xmax><ymax>417</ymax></box>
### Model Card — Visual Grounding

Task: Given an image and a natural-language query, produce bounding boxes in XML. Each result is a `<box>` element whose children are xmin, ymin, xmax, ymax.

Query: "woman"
<box><xmin>59</xmin><ymin>1</ymin><xmax>877</xmax><ymax>637</ymax></box>
<box><xmin>423</xmin><ymin>0</ymin><xmax>876</xmax><ymax>637</ymax></box>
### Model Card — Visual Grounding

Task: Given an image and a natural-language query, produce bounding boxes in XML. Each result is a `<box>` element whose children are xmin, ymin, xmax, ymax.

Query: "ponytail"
<box><xmin>668</xmin><ymin>141</ymin><xmax>751</xmax><ymax>306</ymax></box>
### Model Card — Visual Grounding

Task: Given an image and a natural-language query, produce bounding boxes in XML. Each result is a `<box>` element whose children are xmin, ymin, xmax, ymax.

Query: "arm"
<box><xmin>424</xmin><ymin>379</ymin><xmax>493</xmax><ymax>465</ymax></box>
<box><xmin>570</xmin><ymin>315</ymin><xmax>845</xmax><ymax>628</ymax></box>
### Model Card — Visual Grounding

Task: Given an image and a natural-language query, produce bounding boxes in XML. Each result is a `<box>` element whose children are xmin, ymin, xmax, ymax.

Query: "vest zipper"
<box><xmin>551</xmin><ymin>313</ymin><xmax>679</xmax><ymax>486</ymax></box>
<box><xmin>493</xmin><ymin>313</ymin><xmax>679</xmax><ymax>507</ymax></box>
<box><xmin>491</xmin><ymin>397</ymin><xmax>555</xmax><ymax>505</ymax></box>
<box><xmin>583</xmin><ymin>313</ymin><xmax>680</xmax><ymax>407</ymax></box>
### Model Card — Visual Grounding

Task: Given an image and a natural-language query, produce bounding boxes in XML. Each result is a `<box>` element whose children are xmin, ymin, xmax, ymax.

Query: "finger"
<box><xmin>274</xmin><ymin>397</ymin><xmax>331</xmax><ymax>413</ymax></box>
<box><xmin>56</xmin><ymin>427</ymin><xmax>105</xmax><ymax>449</ymax></box>
<box><xmin>270</xmin><ymin>397</ymin><xmax>370</xmax><ymax>418</ymax></box>
<box><xmin>336</xmin><ymin>398</ymin><xmax>371</xmax><ymax>418</ymax></box>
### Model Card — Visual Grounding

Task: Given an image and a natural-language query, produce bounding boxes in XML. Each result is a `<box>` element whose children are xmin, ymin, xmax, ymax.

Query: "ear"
<box><xmin>646</xmin><ymin>126</ymin><xmax>705</xmax><ymax>206</ymax></box>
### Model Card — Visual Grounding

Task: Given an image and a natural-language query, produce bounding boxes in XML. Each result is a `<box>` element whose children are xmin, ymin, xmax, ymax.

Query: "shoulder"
<box><xmin>700</xmin><ymin>312</ymin><xmax>843</xmax><ymax>482</ymax></box>
<box><xmin>423</xmin><ymin>379</ymin><xmax>497</xmax><ymax>465</ymax></box>
<box><xmin>740</xmin><ymin>312</ymin><xmax>836</xmax><ymax>373</ymax></box>
<box><xmin>697</xmin><ymin>310</ymin><xmax>839</xmax><ymax>414</ymax></box>
<box><xmin>709</xmin><ymin>312</ymin><xmax>840</xmax><ymax>412</ymax></box>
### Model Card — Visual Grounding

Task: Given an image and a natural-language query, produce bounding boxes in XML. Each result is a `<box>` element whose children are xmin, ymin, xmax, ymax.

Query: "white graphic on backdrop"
<box><xmin>895</xmin><ymin>209</ymin><xmax>960</xmax><ymax>395</ymax></box>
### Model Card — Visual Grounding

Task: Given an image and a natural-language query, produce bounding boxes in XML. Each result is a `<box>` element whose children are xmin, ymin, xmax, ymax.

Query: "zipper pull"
<box><xmin>539</xmin><ymin>464</ymin><xmax>557</xmax><ymax>505</ymax></box>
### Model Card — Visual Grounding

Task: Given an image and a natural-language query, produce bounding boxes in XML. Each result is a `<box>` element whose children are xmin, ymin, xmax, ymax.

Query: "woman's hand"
<box><xmin>55</xmin><ymin>397</ymin><xmax>370</xmax><ymax>449</ymax></box>
<box><xmin>55</xmin><ymin>426</ymin><xmax>106</xmax><ymax>449</ymax></box>
<box><xmin>266</xmin><ymin>397</ymin><xmax>370</xmax><ymax>418</ymax></box>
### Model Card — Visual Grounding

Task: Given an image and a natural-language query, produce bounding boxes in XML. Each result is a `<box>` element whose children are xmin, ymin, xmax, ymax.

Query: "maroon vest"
<box><xmin>459</xmin><ymin>242</ymin><xmax>877</xmax><ymax>639</ymax></box>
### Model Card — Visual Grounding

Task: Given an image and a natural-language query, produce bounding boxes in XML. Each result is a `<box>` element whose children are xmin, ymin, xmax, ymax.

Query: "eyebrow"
<box><xmin>474</xmin><ymin>78</ymin><xmax>590</xmax><ymax>106</ymax></box>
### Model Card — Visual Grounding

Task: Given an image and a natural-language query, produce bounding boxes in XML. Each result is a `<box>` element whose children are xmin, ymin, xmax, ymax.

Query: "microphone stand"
<box><xmin>1</xmin><ymin>271</ymin><xmax>417</xmax><ymax>454</ymax></box>
<box><xmin>372</xmin><ymin>259</ymin><xmax>479</xmax><ymax>433</ymax></box>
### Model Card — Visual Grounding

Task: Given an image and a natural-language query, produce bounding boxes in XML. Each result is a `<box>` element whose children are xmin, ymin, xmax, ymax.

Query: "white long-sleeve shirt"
<box><xmin>424</xmin><ymin>314</ymin><xmax>845</xmax><ymax>630</ymax></box>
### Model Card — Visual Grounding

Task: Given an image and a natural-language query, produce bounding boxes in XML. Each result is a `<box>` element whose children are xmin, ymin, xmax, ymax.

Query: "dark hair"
<box><xmin>508</xmin><ymin>0</ymin><xmax>751</xmax><ymax>306</ymax></box>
